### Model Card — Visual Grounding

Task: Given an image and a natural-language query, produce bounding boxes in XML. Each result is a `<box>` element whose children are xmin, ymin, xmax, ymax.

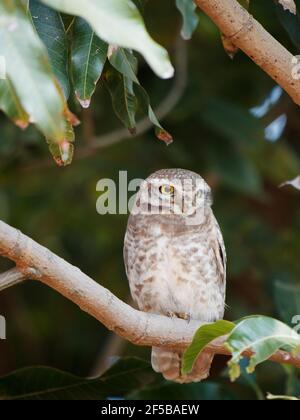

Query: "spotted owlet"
<box><xmin>124</xmin><ymin>169</ymin><xmax>226</xmax><ymax>383</ymax></box>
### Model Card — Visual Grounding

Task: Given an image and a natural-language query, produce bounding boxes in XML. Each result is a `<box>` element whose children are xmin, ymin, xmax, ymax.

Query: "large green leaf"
<box><xmin>0</xmin><ymin>358</ymin><xmax>157</xmax><ymax>400</ymax></box>
<box><xmin>182</xmin><ymin>320</ymin><xmax>235</xmax><ymax>375</ymax></box>
<box><xmin>108</xmin><ymin>47</ymin><xmax>173</xmax><ymax>143</ymax></box>
<box><xmin>0</xmin><ymin>79</ymin><xmax>30</xmax><ymax>129</ymax></box>
<box><xmin>175</xmin><ymin>0</ymin><xmax>199</xmax><ymax>40</ymax></box>
<box><xmin>71</xmin><ymin>18</ymin><xmax>108</xmax><ymax>108</ymax></box>
<box><xmin>29</xmin><ymin>0</ymin><xmax>70</xmax><ymax>98</ymax></box>
<box><xmin>226</xmin><ymin>316</ymin><xmax>300</xmax><ymax>381</ymax></box>
<box><xmin>0</xmin><ymin>0</ymin><xmax>74</xmax><ymax>165</ymax></box>
<box><xmin>41</xmin><ymin>0</ymin><xmax>174</xmax><ymax>79</ymax></box>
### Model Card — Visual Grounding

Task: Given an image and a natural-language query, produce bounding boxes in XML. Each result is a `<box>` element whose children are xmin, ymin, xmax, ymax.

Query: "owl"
<box><xmin>124</xmin><ymin>169</ymin><xmax>226</xmax><ymax>383</ymax></box>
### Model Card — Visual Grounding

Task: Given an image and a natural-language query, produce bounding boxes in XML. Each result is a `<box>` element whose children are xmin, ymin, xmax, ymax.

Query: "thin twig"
<box><xmin>0</xmin><ymin>267</ymin><xmax>27</xmax><ymax>292</ymax></box>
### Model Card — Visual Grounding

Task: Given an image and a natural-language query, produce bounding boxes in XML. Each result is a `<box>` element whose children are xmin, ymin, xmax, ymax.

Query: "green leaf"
<box><xmin>0</xmin><ymin>358</ymin><xmax>157</xmax><ymax>400</ymax></box>
<box><xmin>71</xmin><ymin>18</ymin><xmax>108</xmax><ymax>108</ymax></box>
<box><xmin>0</xmin><ymin>78</ymin><xmax>30</xmax><ymax>129</ymax></box>
<box><xmin>274</xmin><ymin>280</ymin><xmax>300</xmax><ymax>324</ymax></box>
<box><xmin>29</xmin><ymin>0</ymin><xmax>70</xmax><ymax>98</ymax></box>
<box><xmin>105</xmin><ymin>64</ymin><xmax>138</xmax><ymax>134</ymax></box>
<box><xmin>0</xmin><ymin>0</ymin><xmax>75</xmax><ymax>165</ymax></box>
<box><xmin>175</xmin><ymin>0</ymin><xmax>199</xmax><ymax>40</ymax></box>
<box><xmin>41</xmin><ymin>0</ymin><xmax>174</xmax><ymax>79</ymax></box>
<box><xmin>108</xmin><ymin>47</ymin><xmax>173</xmax><ymax>144</ymax></box>
<box><xmin>226</xmin><ymin>316</ymin><xmax>300</xmax><ymax>381</ymax></box>
<box><xmin>182</xmin><ymin>320</ymin><xmax>235</xmax><ymax>375</ymax></box>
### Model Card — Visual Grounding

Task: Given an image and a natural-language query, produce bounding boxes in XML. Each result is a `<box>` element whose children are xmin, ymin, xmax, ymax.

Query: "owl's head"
<box><xmin>131</xmin><ymin>169</ymin><xmax>213</xmax><ymax>225</ymax></box>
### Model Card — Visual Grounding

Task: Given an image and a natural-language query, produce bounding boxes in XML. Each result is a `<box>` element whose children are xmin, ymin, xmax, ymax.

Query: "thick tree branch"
<box><xmin>0</xmin><ymin>219</ymin><xmax>299</xmax><ymax>370</ymax></box>
<box><xmin>195</xmin><ymin>0</ymin><xmax>300</xmax><ymax>106</ymax></box>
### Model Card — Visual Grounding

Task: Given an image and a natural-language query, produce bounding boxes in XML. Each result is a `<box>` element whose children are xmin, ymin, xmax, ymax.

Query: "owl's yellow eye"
<box><xmin>159</xmin><ymin>184</ymin><xmax>175</xmax><ymax>196</ymax></box>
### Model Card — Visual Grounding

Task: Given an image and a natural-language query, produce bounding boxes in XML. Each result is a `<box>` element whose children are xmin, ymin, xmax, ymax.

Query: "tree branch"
<box><xmin>195</xmin><ymin>0</ymin><xmax>300</xmax><ymax>106</ymax></box>
<box><xmin>0</xmin><ymin>219</ymin><xmax>299</xmax><ymax>370</ymax></box>
<box><xmin>0</xmin><ymin>267</ymin><xmax>27</xmax><ymax>292</ymax></box>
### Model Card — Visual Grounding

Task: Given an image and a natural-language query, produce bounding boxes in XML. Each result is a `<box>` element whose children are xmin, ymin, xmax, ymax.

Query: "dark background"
<box><xmin>0</xmin><ymin>0</ymin><xmax>300</xmax><ymax>400</ymax></box>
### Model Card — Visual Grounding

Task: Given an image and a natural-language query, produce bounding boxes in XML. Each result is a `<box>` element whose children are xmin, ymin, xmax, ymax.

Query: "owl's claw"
<box><xmin>166</xmin><ymin>311</ymin><xmax>191</xmax><ymax>322</ymax></box>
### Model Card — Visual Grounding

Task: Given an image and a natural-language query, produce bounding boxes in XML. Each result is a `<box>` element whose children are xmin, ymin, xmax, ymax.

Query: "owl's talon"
<box><xmin>176</xmin><ymin>312</ymin><xmax>191</xmax><ymax>322</ymax></box>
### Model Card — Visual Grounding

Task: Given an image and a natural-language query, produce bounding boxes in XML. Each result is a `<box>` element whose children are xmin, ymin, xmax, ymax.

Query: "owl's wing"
<box><xmin>123</xmin><ymin>229</ymin><xmax>131</xmax><ymax>279</ymax></box>
<box><xmin>123</xmin><ymin>221</ymin><xmax>144</xmax><ymax>307</ymax></box>
<box><xmin>212</xmin><ymin>215</ymin><xmax>227</xmax><ymax>285</ymax></box>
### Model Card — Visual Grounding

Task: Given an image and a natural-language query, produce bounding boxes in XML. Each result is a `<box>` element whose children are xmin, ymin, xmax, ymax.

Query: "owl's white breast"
<box><xmin>124</xmin><ymin>214</ymin><xmax>226</xmax><ymax>323</ymax></box>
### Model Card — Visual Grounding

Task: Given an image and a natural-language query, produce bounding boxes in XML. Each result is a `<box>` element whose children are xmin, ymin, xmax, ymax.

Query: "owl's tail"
<box><xmin>151</xmin><ymin>347</ymin><xmax>213</xmax><ymax>384</ymax></box>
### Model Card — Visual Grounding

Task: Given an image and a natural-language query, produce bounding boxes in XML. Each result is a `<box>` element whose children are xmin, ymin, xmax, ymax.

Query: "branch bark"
<box><xmin>0</xmin><ymin>267</ymin><xmax>27</xmax><ymax>292</ymax></box>
<box><xmin>195</xmin><ymin>0</ymin><xmax>300</xmax><ymax>106</ymax></box>
<box><xmin>0</xmin><ymin>219</ymin><xmax>300</xmax><ymax>370</ymax></box>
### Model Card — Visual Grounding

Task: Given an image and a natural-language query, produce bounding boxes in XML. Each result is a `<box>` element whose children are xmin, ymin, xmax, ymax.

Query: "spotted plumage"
<box><xmin>124</xmin><ymin>169</ymin><xmax>226</xmax><ymax>383</ymax></box>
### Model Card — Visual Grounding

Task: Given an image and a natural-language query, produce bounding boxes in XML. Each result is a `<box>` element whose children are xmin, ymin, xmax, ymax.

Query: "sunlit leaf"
<box><xmin>226</xmin><ymin>316</ymin><xmax>300</xmax><ymax>381</ymax></box>
<box><xmin>182</xmin><ymin>320</ymin><xmax>235</xmax><ymax>375</ymax></box>
<box><xmin>0</xmin><ymin>78</ymin><xmax>30</xmax><ymax>129</ymax></box>
<box><xmin>29</xmin><ymin>0</ymin><xmax>70</xmax><ymax>98</ymax></box>
<box><xmin>0</xmin><ymin>0</ymin><xmax>75</xmax><ymax>165</ymax></box>
<box><xmin>175</xmin><ymin>0</ymin><xmax>199</xmax><ymax>40</ymax></box>
<box><xmin>41</xmin><ymin>0</ymin><xmax>174</xmax><ymax>79</ymax></box>
<box><xmin>71</xmin><ymin>18</ymin><xmax>108</xmax><ymax>108</ymax></box>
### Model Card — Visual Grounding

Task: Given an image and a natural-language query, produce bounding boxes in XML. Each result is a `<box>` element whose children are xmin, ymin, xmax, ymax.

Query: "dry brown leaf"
<box><xmin>221</xmin><ymin>33</ymin><xmax>239</xmax><ymax>59</ymax></box>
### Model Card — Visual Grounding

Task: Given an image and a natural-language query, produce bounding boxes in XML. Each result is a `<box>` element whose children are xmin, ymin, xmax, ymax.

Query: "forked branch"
<box><xmin>0</xmin><ymin>219</ymin><xmax>299</xmax><ymax>370</ymax></box>
<box><xmin>195</xmin><ymin>0</ymin><xmax>300</xmax><ymax>105</ymax></box>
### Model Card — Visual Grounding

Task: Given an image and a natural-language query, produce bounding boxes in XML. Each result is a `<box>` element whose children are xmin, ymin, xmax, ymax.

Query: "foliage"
<box><xmin>0</xmin><ymin>0</ymin><xmax>174</xmax><ymax>165</ymax></box>
<box><xmin>183</xmin><ymin>316</ymin><xmax>300</xmax><ymax>382</ymax></box>
<box><xmin>0</xmin><ymin>0</ymin><xmax>300</xmax><ymax>401</ymax></box>
<box><xmin>0</xmin><ymin>358</ymin><xmax>159</xmax><ymax>400</ymax></box>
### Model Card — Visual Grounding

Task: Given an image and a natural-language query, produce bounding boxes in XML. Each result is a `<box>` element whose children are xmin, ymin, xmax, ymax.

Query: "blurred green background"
<box><xmin>1</xmin><ymin>0</ymin><xmax>300</xmax><ymax>400</ymax></box>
